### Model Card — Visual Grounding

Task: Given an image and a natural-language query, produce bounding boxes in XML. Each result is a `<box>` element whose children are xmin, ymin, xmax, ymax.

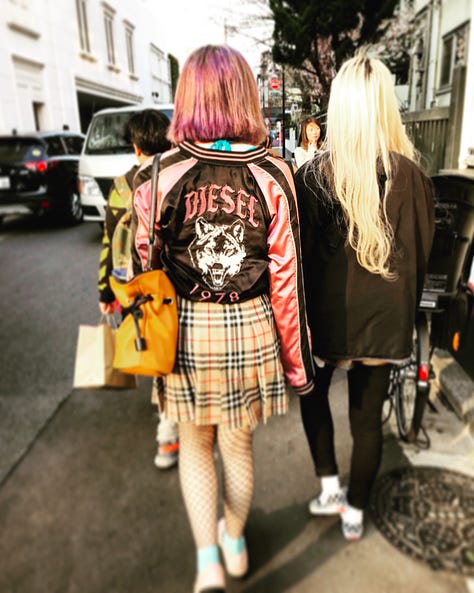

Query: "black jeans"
<box><xmin>299</xmin><ymin>363</ymin><xmax>391</xmax><ymax>509</ymax></box>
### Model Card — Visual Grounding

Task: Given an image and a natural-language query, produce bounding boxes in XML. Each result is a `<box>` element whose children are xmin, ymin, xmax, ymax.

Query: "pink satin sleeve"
<box><xmin>249</xmin><ymin>160</ymin><xmax>313</xmax><ymax>390</ymax></box>
<box><xmin>133</xmin><ymin>180</ymin><xmax>153</xmax><ymax>271</ymax></box>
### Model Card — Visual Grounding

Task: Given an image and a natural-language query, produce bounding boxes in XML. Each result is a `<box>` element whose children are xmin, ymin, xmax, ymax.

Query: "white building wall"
<box><xmin>439</xmin><ymin>0</ymin><xmax>471</xmax><ymax>34</ymax></box>
<box><xmin>0</xmin><ymin>0</ymin><xmax>44</xmax><ymax>133</ymax></box>
<box><xmin>73</xmin><ymin>1</ymin><xmax>146</xmax><ymax>111</ymax></box>
<box><xmin>425</xmin><ymin>0</ymin><xmax>441</xmax><ymax>108</ymax></box>
<box><xmin>410</xmin><ymin>0</ymin><xmax>471</xmax><ymax>109</ymax></box>
<box><xmin>459</xmin><ymin>0</ymin><xmax>474</xmax><ymax>168</ymax></box>
<box><xmin>434</xmin><ymin>0</ymin><xmax>471</xmax><ymax>108</ymax></box>
<box><xmin>0</xmin><ymin>0</ymin><xmax>173</xmax><ymax>135</ymax></box>
<box><xmin>44</xmin><ymin>0</ymin><xmax>78</xmax><ymax>130</ymax></box>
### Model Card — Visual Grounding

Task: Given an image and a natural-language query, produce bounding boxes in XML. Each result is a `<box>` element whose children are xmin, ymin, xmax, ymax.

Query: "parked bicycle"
<box><xmin>386</xmin><ymin>172</ymin><xmax>474</xmax><ymax>447</ymax></box>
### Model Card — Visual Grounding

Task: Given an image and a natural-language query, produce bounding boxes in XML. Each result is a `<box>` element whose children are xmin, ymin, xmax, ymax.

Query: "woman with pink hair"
<box><xmin>133</xmin><ymin>45</ymin><xmax>314</xmax><ymax>592</ymax></box>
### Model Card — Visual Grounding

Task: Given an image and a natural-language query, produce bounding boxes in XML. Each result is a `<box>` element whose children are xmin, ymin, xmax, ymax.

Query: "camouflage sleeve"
<box><xmin>98</xmin><ymin>184</ymin><xmax>127</xmax><ymax>303</ymax></box>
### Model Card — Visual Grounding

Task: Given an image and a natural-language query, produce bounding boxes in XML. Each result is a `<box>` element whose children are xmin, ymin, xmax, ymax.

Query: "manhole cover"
<box><xmin>369</xmin><ymin>466</ymin><xmax>474</xmax><ymax>575</ymax></box>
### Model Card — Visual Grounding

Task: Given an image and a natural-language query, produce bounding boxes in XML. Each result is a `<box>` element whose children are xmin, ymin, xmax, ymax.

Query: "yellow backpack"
<box><xmin>110</xmin><ymin>154</ymin><xmax>178</xmax><ymax>377</ymax></box>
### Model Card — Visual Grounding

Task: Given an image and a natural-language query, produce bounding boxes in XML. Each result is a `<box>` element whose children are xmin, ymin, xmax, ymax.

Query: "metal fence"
<box><xmin>403</xmin><ymin>107</ymin><xmax>450</xmax><ymax>175</ymax></box>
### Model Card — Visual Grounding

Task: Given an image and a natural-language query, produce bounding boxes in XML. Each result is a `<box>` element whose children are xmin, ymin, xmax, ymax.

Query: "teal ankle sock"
<box><xmin>197</xmin><ymin>545</ymin><xmax>220</xmax><ymax>572</ymax></box>
<box><xmin>223</xmin><ymin>531</ymin><xmax>245</xmax><ymax>554</ymax></box>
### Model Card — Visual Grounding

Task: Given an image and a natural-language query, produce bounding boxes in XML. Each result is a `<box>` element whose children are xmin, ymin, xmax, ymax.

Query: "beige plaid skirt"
<box><xmin>157</xmin><ymin>294</ymin><xmax>289</xmax><ymax>430</ymax></box>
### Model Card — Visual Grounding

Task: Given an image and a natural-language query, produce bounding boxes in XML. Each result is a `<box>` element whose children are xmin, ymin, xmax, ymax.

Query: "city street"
<box><xmin>0</xmin><ymin>215</ymin><xmax>473</xmax><ymax>593</ymax></box>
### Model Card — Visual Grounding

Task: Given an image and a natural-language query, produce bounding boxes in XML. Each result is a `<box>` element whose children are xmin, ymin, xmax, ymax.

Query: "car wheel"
<box><xmin>62</xmin><ymin>190</ymin><xmax>83</xmax><ymax>225</ymax></box>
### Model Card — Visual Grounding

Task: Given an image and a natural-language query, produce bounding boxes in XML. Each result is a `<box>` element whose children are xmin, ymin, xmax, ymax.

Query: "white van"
<box><xmin>79</xmin><ymin>103</ymin><xmax>174</xmax><ymax>222</ymax></box>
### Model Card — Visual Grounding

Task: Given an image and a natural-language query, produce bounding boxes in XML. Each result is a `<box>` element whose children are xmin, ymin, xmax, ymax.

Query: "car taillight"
<box><xmin>418</xmin><ymin>364</ymin><xmax>429</xmax><ymax>382</ymax></box>
<box><xmin>452</xmin><ymin>331</ymin><xmax>461</xmax><ymax>352</ymax></box>
<box><xmin>24</xmin><ymin>160</ymin><xmax>58</xmax><ymax>172</ymax></box>
<box><xmin>24</xmin><ymin>160</ymin><xmax>47</xmax><ymax>172</ymax></box>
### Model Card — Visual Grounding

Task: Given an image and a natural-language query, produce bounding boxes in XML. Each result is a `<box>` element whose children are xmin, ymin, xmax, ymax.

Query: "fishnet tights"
<box><xmin>218</xmin><ymin>424</ymin><xmax>254</xmax><ymax>539</ymax></box>
<box><xmin>178</xmin><ymin>422</ymin><xmax>254</xmax><ymax>548</ymax></box>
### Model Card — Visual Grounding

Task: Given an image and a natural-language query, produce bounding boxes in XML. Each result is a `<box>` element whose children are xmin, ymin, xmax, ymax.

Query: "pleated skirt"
<box><xmin>160</xmin><ymin>293</ymin><xmax>289</xmax><ymax>430</ymax></box>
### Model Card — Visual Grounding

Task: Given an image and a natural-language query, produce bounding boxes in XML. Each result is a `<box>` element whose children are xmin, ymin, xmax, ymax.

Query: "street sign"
<box><xmin>270</xmin><ymin>78</ymin><xmax>280</xmax><ymax>90</ymax></box>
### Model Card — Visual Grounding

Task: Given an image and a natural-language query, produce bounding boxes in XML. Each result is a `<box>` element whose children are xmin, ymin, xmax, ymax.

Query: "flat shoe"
<box><xmin>218</xmin><ymin>518</ymin><xmax>248</xmax><ymax>578</ymax></box>
<box><xmin>193</xmin><ymin>562</ymin><xmax>225</xmax><ymax>593</ymax></box>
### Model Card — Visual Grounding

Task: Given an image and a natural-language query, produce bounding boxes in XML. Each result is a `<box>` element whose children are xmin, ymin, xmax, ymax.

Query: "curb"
<box><xmin>431</xmin><ymin>348</ymin><xmax>474</xmax><ymax>435</ymax></box>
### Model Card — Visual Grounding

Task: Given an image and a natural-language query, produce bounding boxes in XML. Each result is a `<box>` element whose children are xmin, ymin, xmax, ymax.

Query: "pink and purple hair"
<box><xmin>167</xmin><ymin>45</ymin><xmax>267</xmax><ymax>146</ymax></box>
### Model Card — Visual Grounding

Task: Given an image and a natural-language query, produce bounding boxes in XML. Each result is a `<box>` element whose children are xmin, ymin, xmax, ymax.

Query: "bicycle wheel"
<box><xmin>392</xmin><ymin>313</ymin><xmax>430</xmax><ymax>443</ymax></box>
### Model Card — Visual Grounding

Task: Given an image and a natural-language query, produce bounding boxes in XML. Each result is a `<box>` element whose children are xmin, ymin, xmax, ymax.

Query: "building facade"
<box><xmin>0</xmin><ymin>0</ymin><xmax>173</xmax><ymax>135</ymax></box>
<box><xmin>406</xmin><ymin>0</ymin><xmax>473</xmax><ymax>171</ymax></box>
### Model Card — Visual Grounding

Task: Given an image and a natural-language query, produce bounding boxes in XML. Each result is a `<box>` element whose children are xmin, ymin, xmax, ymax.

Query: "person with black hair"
<box><xmin>98</xmin><ymin>109</ymin><xmax>171</xmax><ymax>312</ymax></box>
<box><xmin>294</xmin><ymin>116</ymin><xmax>323</xmax><ymax>169</ymax></box>
<box><xmin>97</xmin><ymin>109</ymin><xmax>179</xmax><ymax>471</ymax></box>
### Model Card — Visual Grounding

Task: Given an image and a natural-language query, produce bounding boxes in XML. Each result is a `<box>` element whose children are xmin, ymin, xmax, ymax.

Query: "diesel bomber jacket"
<box><xmin>133</xmin><ymin>142</ymin><xmax>314</xmax><ymax>393</ymax></box>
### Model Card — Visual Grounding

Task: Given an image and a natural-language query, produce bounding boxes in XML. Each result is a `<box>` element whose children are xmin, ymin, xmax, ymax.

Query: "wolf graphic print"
<box><xmin>188</xmin><ymin>217</ymin><xmax>246</xmax><ymax>290</ymax></box>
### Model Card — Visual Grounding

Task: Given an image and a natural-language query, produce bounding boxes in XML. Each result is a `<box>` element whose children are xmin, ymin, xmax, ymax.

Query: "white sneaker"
<box><xmin>153</xmin><ymin>437</ymin><xmax>179</xmax><ymax>470</ymax></box>
<box><xmin>308</xmin><ymin>487</ymin><xmax>347</xmax><ymax>516</ymax></box>
<box><xmin>340</xmin><ymin>505</ymin><xmax>364</xmax><ymax>541</ymax></box>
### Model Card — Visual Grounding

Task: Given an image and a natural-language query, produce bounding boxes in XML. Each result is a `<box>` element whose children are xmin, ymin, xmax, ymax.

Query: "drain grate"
<box><xmin>369</xmin><ymin>466</ymin><xmax>474</xmax><ymax>576</ymax></box>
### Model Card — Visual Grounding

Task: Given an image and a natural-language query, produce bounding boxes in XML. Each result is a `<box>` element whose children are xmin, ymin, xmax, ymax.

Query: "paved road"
<box><xmin>0</xmin><ymin>214</ymin><xmax>102</xmax><ymax>484</ymax></box>
<box><xmin>0</xmin><ymin>215</ymin><xmax>473</xmax><ymax>593</ymax></box>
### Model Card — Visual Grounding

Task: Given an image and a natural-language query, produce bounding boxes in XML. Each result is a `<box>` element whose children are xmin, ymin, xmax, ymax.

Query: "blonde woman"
<box><xmin>295</xmin><ymin>53</ymin><xmax>434</xmax><ymax>541</ymax></box>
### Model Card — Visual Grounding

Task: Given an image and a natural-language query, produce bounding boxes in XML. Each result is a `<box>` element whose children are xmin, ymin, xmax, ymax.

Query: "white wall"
<box><xmin>459</xmin><ymin>0</ymin><xmax>474</xmax><ymax>168</ymax></box>
<box><xmin>409</xmin><ymin>0</ymin><xmax>471</xmax><ymax>110</ymax></box>
<box><xmin>0</xmin><ymin>0</ymin><xmax>173</xmax><ymax>134</ymax></box>
<box><xmin>0</xmin><ymin>1</ymin><xmax>44</xmax><ymax>132</ymax></box>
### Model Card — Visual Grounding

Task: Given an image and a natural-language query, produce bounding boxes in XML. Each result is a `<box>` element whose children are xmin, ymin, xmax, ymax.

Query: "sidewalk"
<box><xmin>0</xmin><ymin>369</ymin><xmax>472</xmax><ymax>593</ymax></box>
<box><xmin>432</xmin><ymin>348</ymin><xmax>474</xmax><ymax>434</ymax></box>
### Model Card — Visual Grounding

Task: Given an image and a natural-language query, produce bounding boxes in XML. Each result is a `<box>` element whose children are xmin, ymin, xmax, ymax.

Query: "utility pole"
<box><xmin>268</xmin><ymin>82</ymin><xmax>271</xmax><ymax>127</ymax></box>
<box><xmin>281</xmin><ymin>67</ymin><xmax>286</xmax><ymax>158</ymax></box>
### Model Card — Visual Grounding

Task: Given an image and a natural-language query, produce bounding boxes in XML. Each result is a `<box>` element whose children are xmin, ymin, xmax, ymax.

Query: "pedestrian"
<box><xmin>294</xmin><ymin>116</ymin><xmax>323</xmax><ymax>169</ymax></box>
<box><xmin>294</xmin><ymin>52</ymin><xmax>435</xmax><ymax>541</ymax></box>
<box><xmin>133</xmin><ymin>44</ymin><xmax>314</xmax><ymax>593</ymax></box>
<box><xmin>97</xmin><ymin>108</ymin><xmax>180</xmax><ymax>471</ymax></box>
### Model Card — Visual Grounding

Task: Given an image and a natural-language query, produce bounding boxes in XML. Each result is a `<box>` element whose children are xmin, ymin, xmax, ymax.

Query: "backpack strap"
<box><xmin>146</xmin><ymin>153</ymin><xmax>161</xmax><ymax>272</ymax></box>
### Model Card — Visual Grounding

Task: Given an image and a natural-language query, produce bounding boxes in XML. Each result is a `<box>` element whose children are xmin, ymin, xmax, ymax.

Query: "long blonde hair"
<box><xmin>325</xmin><ymin>52</ymin><xmax>416</xmax><ymax>279</ymax></box>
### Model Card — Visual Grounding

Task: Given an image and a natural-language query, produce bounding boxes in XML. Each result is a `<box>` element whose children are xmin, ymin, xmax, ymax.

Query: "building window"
<box><xmin>440</xmin><ymin>35</ymin><xmax>454</xmax><ymax>87</ymax></box>
<box><xmin>76</xmin><ymin>0</ymin><xmax>90</xmax><ymax>54</ymax></box>
<box><xmin>150</xmin><ymin>44</ymin><xmax>171</xmax><ymax>102</ymax></box>
<box><xmin>439</xmin><ymin>24</ymin><xmax>469</xmax><ymax>88</ymax></box>
<box><xmin>124</xmin><ymin>21</ymin><xmax>135</xmax><ymax>75</ymax></box>
<box><xmin>103</xmin><ymin>4</ymin><xmax>116</xmax><ymax>66</ymax></box>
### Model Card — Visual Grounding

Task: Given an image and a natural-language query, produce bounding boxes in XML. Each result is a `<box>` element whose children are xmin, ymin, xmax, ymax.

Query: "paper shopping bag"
<box><xmin>73</xmin><ymin>321</ymin><xmax>137</xmax><ymax>389</ymax></box>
